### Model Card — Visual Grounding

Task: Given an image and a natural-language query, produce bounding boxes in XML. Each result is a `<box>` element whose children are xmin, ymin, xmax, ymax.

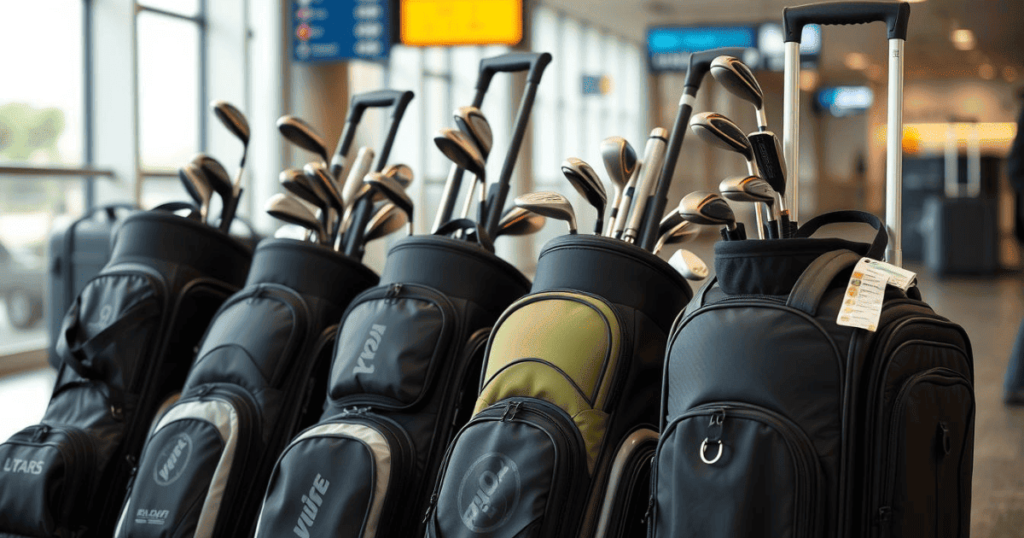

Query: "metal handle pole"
<box><xmin>782</xmin><ymin>42</ymin><xmax>801</xmax><ymax>224</ymax></box>
<box><xmin>884</xmin><ymin>38</ymin><xmax>905</xmax><ymax>267</ymax></box>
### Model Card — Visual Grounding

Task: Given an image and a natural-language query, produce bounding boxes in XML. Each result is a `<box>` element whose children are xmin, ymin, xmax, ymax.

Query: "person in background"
<box><xmin>1004</xmin><ymin>90</ymin><xmax>1024</xmax><ymax>405</ymax></box>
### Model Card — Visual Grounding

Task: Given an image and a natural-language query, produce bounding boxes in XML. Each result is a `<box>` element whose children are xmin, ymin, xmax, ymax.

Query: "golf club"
<box><xmin>383</xmin><ymin>164</ymin><xmax>414</xmax><ymax>189</ymax></box>
<box><xmin>678</xmin><ymin>191</ymin><xmax>746</xmax><ymax>241</ymax></box>
<box><xmin>454</xmin><ymin>106</ymin><xmax>494</xmax><ymax>219</ymax></box>
<box><xmin>599</xmin><ymin>136</ymin><xmax>638</xmax><ymax>237</ymax></box>
<box><xmin>363</xmin><ymin>202</ymin><xmax>408</xmax><ymax>244</ymax></box>
<box><xmin>303</xmin><ymin>162</ymin><xmax>346</xmax><ymax>216</ymax></box>
<box><xmin>210</xmin><ymin>100</ymin><xmax>250</xmax><ymax>233</ymax></box>
<box><xmin>653</xmin><ymin>220</ymin><xmax>699</xmax><ymax>255</ymax></box>
<box><xmin>277</xmin><ymin>115</ymin><xmax>330</xmax><ymax>164</ymax></box>
<box><xmin>296</xmin><ymin>164</ymin><xmax>338</xmax><ymax>239</ymax></box>
<box><xmin>658</xmin><ymin>209</ymin><xmax>686</xmax><ymax>238</ymax></box>
<box><xmin>689</xmin><ymin>112</ymin><xmax>769</xmax><ymax>239</ymax></box>
<box><xmin>720</xmin><ymin>175</ymin><xmax>780</xmax><ymax>239</ymax></box>
<box><xmin>178</xmin><ymin>162</ymin><xmax>212</xmax><ymax>224</ymax></box>
<box><xmin>364</xmin><ymin>172</ymin><xmax>415</xmax><ymax>236</ymax></box>
<box><xmin>622</xmin><ymin>128</ymin><xmax>670</xmax><ymax>243</ymax></box>
<box><xmin>265</xmin><ymin>193</ymin><xmax>327</xmax><ymax>245</ymax></box>
<box><xmin>497</xmin><ymin>206</ymin><xmax>547</xmax><ymax>237</ymax></box>
<box><xmin>341</xmin><ymin>147</ymin><xmax>375</xmax><ymax>211</ymax></box>
<box><xmin>561</xmin><ymin>157</ymin><xmax>607</xmax><ymax>235</ymax></box>
<box><xmin>191</xmin><ymin>154</ymin><xmax>233</xmax><ymax>225</ymax></box>
<box><xmin>434</xmin><ymin>128</ymin><xmax>488</xmax><ymax>224</ymax></box>
<box><xmin>611</xmin><ymin>159</ymin><xmax>643</xmax><ymax>239</ymax></box>
<box><xmin>514</xmin><ymin>191</ymin><xmax>577</xmax><ymax>234</ymax></box>
<box><xmin>668</xmin><ymin>248</ymin><xmax>709</xmax><ymax>281</ymax></box>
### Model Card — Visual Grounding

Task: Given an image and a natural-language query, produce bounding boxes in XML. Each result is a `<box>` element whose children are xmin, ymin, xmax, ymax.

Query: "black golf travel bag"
<box><xmin>0</xmin><ymin>211</ymin><xmax>253</xmax><ymax>538</ymax></box>
<box><xmin>112</xmin><ymin>238</ymin><xmax>378</xmax><ymax>538</ymax></box>
<box><xmin>423</xmin><ymin>235</ymin><xmax>693</xmax><ymax>538</ymax></box>
<box><xmin>251</xmin><ymin>231</ymin><xmax>531</xmax><ymax>538</ymax></box>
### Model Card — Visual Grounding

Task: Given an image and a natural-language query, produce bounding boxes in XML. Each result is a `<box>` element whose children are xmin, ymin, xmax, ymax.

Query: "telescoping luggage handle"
<box><xmin>432</xmin><ymin>52</ymin><xmax>553</xmax><ymax>235</ymax></box>
<box><xmin>782</xmin><ymin>1</ymin><xmax>911</xmax><ymax>266</ymax></box>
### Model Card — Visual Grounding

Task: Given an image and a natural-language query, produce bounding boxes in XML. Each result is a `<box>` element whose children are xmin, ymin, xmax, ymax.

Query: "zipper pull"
<box><xmin>508</xmin><ymin>401</ymin><xmax>521</xmax><ymax>421</ymax></box>
<box><xmin>422</xmin><ymin>493</ymin><xmax>438</xmax><ymax>523</ymax></box>
<box><xmin>196</xmin><ymin>385</ymin><xmax>213</xmax><ymax>398</ymax></box>
<box><xmin>707</xmin><ymin>408</ymin><xmax>726</xmax><ymax>443</ymax></box>
<box><xmin>385</xmin><ymin>283</ymin><xmax>403</xmax><ymax>303</ymax></box>
<box><xmin>641</xmin><ymin>494</ymin><xmax>655</xmax><ymax>525</ymax></box>
<box><xmin>31</xmin><ymin>424</ymin><xmax>50</xmax><ymax>443</ymax></box>
<box><xmin>501</xmin><ymin>401</ymin><xmax>521</xmax><ymax>422</ymax></box>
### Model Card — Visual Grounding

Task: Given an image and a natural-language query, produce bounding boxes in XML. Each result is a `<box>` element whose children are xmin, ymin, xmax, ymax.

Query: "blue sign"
<box><xmin>292</xmin><ymin>0</ymin><xmax>390</xmax><ymax>63</ymax></box>
<box><xmin>647</xmin><ymin>26</ymin><xmax>757</xmax><ymax>72</ymax></box>
<box><xmin>581</xmin><ymin>75</ymin><xmax>611</xmax><ymax>96</ymax></box>
<box><xmin>816</xmin><ymin>86</ymin><xmax>873</xmax><ymax>117</ymax></box>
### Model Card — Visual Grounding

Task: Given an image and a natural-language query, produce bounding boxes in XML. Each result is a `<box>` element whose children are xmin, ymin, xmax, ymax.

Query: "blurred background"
<box><xmin>1</xmin><ymin>1</ymin><xmax>1023</xmax><ymax>533</ymax></box>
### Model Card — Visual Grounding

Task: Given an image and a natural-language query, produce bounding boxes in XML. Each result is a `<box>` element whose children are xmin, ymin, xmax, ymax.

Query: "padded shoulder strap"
<box><xmin>785</xmin><ymin>249</ymin><xmax>863</xmax><ymax>316</ymax></box>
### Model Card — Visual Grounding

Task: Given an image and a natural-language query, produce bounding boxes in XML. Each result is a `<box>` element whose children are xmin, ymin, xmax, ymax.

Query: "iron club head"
<box><xmin>454</xmin><ymin>106</ymin><xmax>493</xmax><ymax>158</ymax></box>
<box><xmin>689</xmin><ymin>112</ymin><xmax>754</xmax><ymax>162</ymax></box>
<box><xmin>514</xmin><ymin>191</ymin><xmax>577</xmax><ymax>234</ymax></box>
<box><xmin>497</xmin><ymin>206</ymin><xmax>547</xmax><ymax>237</ymax></box>
<box><xmin>433</xmin><ymin>128</ymin><xmax>487</xmax><ymax>181</ymax></box>
<box><xmin>277</xmin><ymin>115</ymin><xmax>329</xmax><ymax>164</ymax></box>
<box><xmin>265</xmin><ymin>193</ymin><xmax>327</xmax><ymax>244</ymax></box>
<box><xmin>561</xmin><ymin>157</ymin><xmax>607</xmax><ymax>235</ymax></box>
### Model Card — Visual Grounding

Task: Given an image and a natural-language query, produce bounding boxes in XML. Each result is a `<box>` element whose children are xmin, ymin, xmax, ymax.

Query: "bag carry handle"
<box><xmin>794</xmin><ymin>210</ymin><xmax>888</xmax><ymax>260</ymax></box>
<box><xmin>783</xmin><ymin>1</ymin><xmax>911</xmax><ymax>42</ymax></box>
<box><xmin>433</xmin><ymin>218</ymin><xmax>495</xmax><ymax>252</ymax></box>
<box><xmin>477</xmin><ymin>52</ymin><xmax>553</xmax><ymax>93</ymax></box>
<box><xmin>786</xmin><ymin>249</ymin><xmax>863</xmax><ymax>315</ymax></box>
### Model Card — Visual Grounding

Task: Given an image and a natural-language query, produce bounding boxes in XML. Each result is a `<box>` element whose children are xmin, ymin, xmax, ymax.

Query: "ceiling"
<box><xmin>539</xmin><ymin>0</ymin><xmax>1024</xmax><ymax>83</ymax></box>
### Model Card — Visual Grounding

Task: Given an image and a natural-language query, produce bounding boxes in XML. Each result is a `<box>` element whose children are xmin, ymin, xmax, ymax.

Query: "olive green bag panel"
<box><xmin>474</xmin><ymin>290</ymin><xmax>625</xmax><ymax>471</ymax></box>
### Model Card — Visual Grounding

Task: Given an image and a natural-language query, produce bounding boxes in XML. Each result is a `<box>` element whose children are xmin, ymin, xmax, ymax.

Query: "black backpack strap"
<box><xmin>786</xmin><ymin>249</ymin><xmax>863</xmax><ymax>316</ymax></box>
<box><xmin>794</xmin><ymin>210</ymin><xmax>887</xmax><ymax>260</ymax></box>
<box><xmin>434</xmin><ymin>218</ymin><xmax>495</xmax><ymax>252</ymax></box>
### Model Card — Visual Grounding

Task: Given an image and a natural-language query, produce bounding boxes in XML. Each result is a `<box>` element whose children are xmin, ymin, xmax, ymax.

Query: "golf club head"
<box><xmin>678</xmin><ymin>191</ymin><xmax>737</xmax><ymax>228</ymax></box>
<box><xmin>303</xmin><ymin>162</ymin><xmax>345</xmax><ymax>211</ymax></box>
<box><xmin>514</xmin><ymin>191</ymin><xmax>577</xmax><ymax>234</ymax></box>
<box><xmin>191</xmin><ymin>154</ymin><xmax>233</xmax><ymax>200</ymax></box>
<box><xmin>265</xmin><ymin>193</ymin><xmax>327</xmax><ymax>243</ymax></box>
<box><xmin>599</xmin><ymin>136</ymin><xmax>638</xmax><ymax>194</ymax></box>
<box><xmin>561</xmin><ymin>157</ymin><xmax>608</xmax><ymax>216</ymax></box>
<box><xmin>658</xmin><ymin>210</ymin><xmax>686</xmax><ymax>238</ymax></box>
<box><xmin>498</xmin><ymin>206</ymin><xmax>547</xmax><ymax>237</ymax></box>
<box><xmin>654</xmin><ymin>219</ymin><xmax>700</xmax><ymax>254</ymax></box>
<box><xmin>454</xmin><ymin>106</ymin><xmax>493</xmax><ymax>158</ymax></box>
<box><xmin>279</xmin><ymin>169</ymin><xmax>325</xmax><ymax>208</ymax></box>
<box><xmin>434</xmin><ymin>128</ymin><xmax>487</xmax><ymax>181</ymax></box>
<box><xmin>689</xmin><ymin>112</ymin><xmax>754</xmax><ymax>161</ymax></box>
<box><xmin>719</xmin><ymin>175</ymin><xmax>776</xmax><ymax>207</ymax></box>
<box><xmin>210</xmin><ymin>100</ymin><xmax>250</xmax><ymax>145</ymax></box>
<box><xmin>364</xmin><ymin>202</ymin><xmax>408</xmax><ymax>243</ymax></box>
<box><xmin>364</xmin><ymin>172</ymin><xmax>414</xmax><ymax>233</ymax></box>
<box><xmin>710</xmin><ymin>56</ymin><xmax>764</xmax><ymax>111</ymax></box>
<box><xmin>383</xmin><ymin>163</ymin><xmax>414</xmax><ymax>189</ymax></box>
<box><xmin>178</xmin><ymin>163</ymin><xmax>212</xmax><ymax>223</ymax></box>
<box><xmin>277</xmin><ymin>115</ymin><xmax>329</xmax><ymax>163</ymax></box>
<box><xmin>668</xmin><ymin>249</ymin><xmax>709</xmax><ymax>281</ymax></box>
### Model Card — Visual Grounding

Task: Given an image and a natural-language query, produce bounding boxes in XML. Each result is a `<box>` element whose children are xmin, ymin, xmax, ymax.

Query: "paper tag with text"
<box><xmin>859</xmin><ymin>258</ymin><xmax>917</xmax><ymax>290</ymax></box>
<box><xmin>836</xmin><ymin>258</ymin><xmax>904</xmax><ymax>331</ymax></box>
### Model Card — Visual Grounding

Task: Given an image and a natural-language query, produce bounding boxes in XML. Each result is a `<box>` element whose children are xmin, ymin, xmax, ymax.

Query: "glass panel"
<box><xmin>0</xmin><ymin>176</ymin><xmax>87</xmax><ymax>355</ymax></box>
<box><xmin>0</xmin><ymin>0</ymin><xmax>84</xmax><ymax>166</ymax></box>
<box><xmin>138</xmin><ymin>0</ymin><xmax>200</xmax><ymax>17</ymax></box>
<box><xmin>138</xmin><ymin>12</ymin><xmax>201</xmax><ymax>171</ymax></box>
<box><xmin>0</xmin><ymin>369</ymin><xmax>57</xmax><ymax>442</ymax></box>
<box><xmin>424</xmin><ymin>76</ymin><xmax>450</xmax><ymax>180</ymax></box>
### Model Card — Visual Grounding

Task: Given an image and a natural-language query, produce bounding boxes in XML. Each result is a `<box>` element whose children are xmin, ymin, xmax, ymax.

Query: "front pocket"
<box><xmin>594</xmin><ymin>428</ymin><xmax>658</xmax><ymax>538</ymax></box>
<box><xmin>425</xmin><ymin>399</ymin><xmax>589</xmax><ymax>538</ymax></box>
<box><xmin>870</xmin><ymin>368</ymin><xmax>974</xmax><ymax>538</ymax></box>
<box><xmin>650</xmin><ymin>403</ymin><xmax>822</xmax><ymax>538</ymax></box>
<box><xmin>328</xmin><ymin>283</ymin><xmax>458</xmax><ymax>410</ymax></box>
<box><xmin>253</xmin><ymin>411</ymin><xmax>414</xmax><ymax>538</ymax></box>
<box><xmin>114</xmin><ymin>386</ymin><xmax>259</xmax><ymax>538</ymax></box>
<box><xmin>0</xmin><ymin>424</ymin><xmax>97</xmax><ymax>536</ymax></box>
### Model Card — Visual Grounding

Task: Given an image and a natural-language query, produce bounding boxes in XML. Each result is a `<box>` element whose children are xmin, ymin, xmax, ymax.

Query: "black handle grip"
<box><xmin>477</xmin><ymin>52</ymin><xmax>553</xmax><ymax>92</ymax></box>
<box><xmin>684</xmin><ymin>47</ymin><xmax>754</xmax><ymax>89</ymax></box>
<box><xmin>346</xmin><ymin>90</ymin><xmax>415</xmax><ymax>123</ymax></box>
<box><xmin>784</xmin><ymin>1</ymin><xmax>910</xmax><ymax>42</ymax></box>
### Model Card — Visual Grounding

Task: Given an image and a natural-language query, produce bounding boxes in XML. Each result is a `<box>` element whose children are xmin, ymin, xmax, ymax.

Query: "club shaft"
<box><xmin>783</xmin><ymin>42</ymin><xmax>800</xmax><ymax>225</ymax></box>
<box><xmin>623</xmin><ymin>135</ymin><xmax>668</xmax><ymax>243</ymax></box>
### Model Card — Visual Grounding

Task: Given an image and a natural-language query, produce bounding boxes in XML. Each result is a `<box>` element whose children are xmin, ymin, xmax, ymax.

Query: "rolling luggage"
<box><xmin>47</xmin><ymin>204</ymin><xmax>135</xmax><ymax>364</ymax></box>
<box><xmin>251</xmin><ymin>231</ymin><xmax>531</xmax><ymax>538</ymax></box>
<box><xmin>112</xmin><ymin>238</ymin><xmax>378</xmax><ymax>538</ymax></box>
<box><xmin>422</xmin><ymin>235</ymin><xmax>692</xmax><ymax>538</ymax></box>
<box><xmin>649</xmin><ymin>3</ymin><xmax>976</xmax><ymax>537</ymax></box>
<box><xmin>0</xmin><ymin>210</ymin><xmax>252</xmax><ymax>538</ymax></box>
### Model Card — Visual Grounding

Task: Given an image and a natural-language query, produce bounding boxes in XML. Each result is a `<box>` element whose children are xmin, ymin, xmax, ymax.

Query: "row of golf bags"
<box><xmin>0</xmin><ymin>204</ymin><xmax>973</xmax><ymax>538</ymax></box>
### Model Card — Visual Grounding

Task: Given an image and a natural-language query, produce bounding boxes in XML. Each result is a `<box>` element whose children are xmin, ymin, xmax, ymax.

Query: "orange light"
<box><xmin>951</xmin><ymin>29</ymin><xmax>975</xmax><ymax>51</ymax></box>
<box><xmin>979</xmin><ymin>64</ymin><xmax>995</xmax><ymax>80</ymax></box>
<box><xmin>845</xmin><ymin>53</ymin><xmax>869</xmax><ymax>70</ymax></box>
<box><xmin>875</xmin><ymin>122</ymin><xmax>1018</xmax><ymax>155</ymax></box>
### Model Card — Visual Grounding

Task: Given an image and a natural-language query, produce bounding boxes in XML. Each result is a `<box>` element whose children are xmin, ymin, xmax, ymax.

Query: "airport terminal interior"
<box><xmin>1</xmin><ymin>0</ymin><xmax>1024</xmax><ymax>536</ymax></box>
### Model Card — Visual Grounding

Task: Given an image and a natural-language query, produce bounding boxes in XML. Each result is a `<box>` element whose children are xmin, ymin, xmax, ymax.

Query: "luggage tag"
<box><xmin>837</xmin><ymin>258</ymin><xmax>917</xmax><ymax>332</ymax></box>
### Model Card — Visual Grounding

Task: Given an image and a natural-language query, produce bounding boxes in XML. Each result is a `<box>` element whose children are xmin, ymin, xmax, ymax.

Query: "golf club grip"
<box><xmin>783</xmin><ymin>1</ymin><xmax>911</xmax><ymax>42</ymax></box>
<box><xmin>684</xmin><ymin>47</ymin><xmax>751</xmax><ymax>89</ymax></box>
<box><xmin>637</xmin><ymin>97</ymin><xmax>693</xmax><ymax>250</ymax></box>
<box><xmin>476</xmin><ymin>52</ymin><xmax>553</xmax><ymax>92</ymax></box>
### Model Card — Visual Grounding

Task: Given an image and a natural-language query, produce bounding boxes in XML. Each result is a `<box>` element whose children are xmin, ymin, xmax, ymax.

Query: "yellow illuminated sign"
<box><xmin>400</xmin><ymin>0</ymin><xmax>523</xmax><ymax>47</ymax></box>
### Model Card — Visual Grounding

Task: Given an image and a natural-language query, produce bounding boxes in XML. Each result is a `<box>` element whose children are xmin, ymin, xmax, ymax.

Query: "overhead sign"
<box><xmin>292</xmin><ymin>0</ymin><xmax>391</xmax><ymax>63</ymax></box>
<box><xmin>647</xmin><ymin>25</ymin><xmax>757</xmax><ymax>72</ymax></box>
<box><xmin>399</xmin><ymin>0</ymin><xmax>523</xmax><ymax>46</ymax></box>
<box><xmin>816</xmin><ymin>86</ymin><xmax>873</xmax><ymax>117</ymax></box>
<box><xmin>581</xmin><ymin>75</ymin><xmax>612</xmax><ymax>96</ymax></box>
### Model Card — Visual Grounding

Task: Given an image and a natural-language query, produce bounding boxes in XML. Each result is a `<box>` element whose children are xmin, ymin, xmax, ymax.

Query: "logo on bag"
<box><xmin>292</xmin><ymin>473</ymin><xmax>330</xmax><ymax>538</ymax></box>
<box><xmin>352</xmin><ymin>324</ymin><xmax>386</xmax><ymax>375</ymax></box>
<box><xmin>135</xmin><ymin>509</ymin><xmax>170</xmax><ymax>525</ymax></box>
<box><xmin>3</xmin><ymin>458</ymin><xmax>45</xmax><ymax>475</ymax></box>
<box><xmin>457</xmin><ymin>452</ymin><xmax>521</xmax><ymax>533</ymax></box>
<box><xmin>99</xmin><ymin>304</ymin><xmax>114</xmax><ymax>324</ymax></box>
<box><xmin>153</xmin><ymin>433</ymin><xmax>193</xmax><ymax>486</ymax></box>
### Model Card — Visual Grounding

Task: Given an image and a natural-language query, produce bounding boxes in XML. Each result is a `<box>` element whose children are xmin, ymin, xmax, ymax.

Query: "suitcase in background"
<box><xmin>923</xmin><ymin>123</ymin><xmax>999</xmax><ymax>276</ymax></box>
<box><xmin>47</xmin><ymin>204</ymin><xmax>136</xmax><ymax>367</ymax></box>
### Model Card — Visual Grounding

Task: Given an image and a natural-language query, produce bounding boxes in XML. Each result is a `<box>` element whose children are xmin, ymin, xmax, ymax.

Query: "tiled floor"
<box><xmin>1</xmin><ymin>239</ymin><xmax>1022</xmax><ymax>535</ymax></box>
